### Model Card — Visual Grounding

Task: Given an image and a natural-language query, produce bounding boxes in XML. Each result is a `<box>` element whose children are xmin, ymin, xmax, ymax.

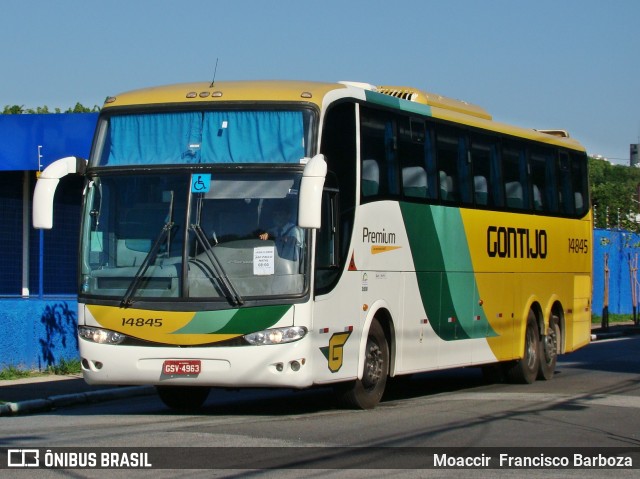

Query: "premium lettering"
<box><xmin>363</xmin><ymin>227</ymin><xmax>396</xmax><ymax>244</ymax></box>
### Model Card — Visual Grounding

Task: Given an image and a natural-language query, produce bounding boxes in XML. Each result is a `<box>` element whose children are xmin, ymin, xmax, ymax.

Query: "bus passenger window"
<box><xmin>474</xmin><ymin>176</ymin><xmax>488</xmax><ymax>205</ymax></box>
<box><xmin>505</xmin><ymin>181</ymin><xmax>523</xmax><ymax>209</ymax></box>
<box><xmin>530</xmin><ymin>150</ymin><xmax>558</xmax><ymax>213</ymax></box>
<box><xmin>470</xmin><ymin>137</ymin><xmax>500</xmax><ymax>207</ymax></box>
<box><xmin>571</xmin><ymin>153</ymin><xmax>588</xmax><ymax>216</ymax></box>
<box><xmin>435</xmin><ymin>131</ymin><xmax>470</xmax><ymax>205</ymax></box>
<box><xmin>558</xmin><ymin>152</ymin><xmax>575</xmax><ymax>215</ymax></box>
<box><xmin>532</xmin><ymin>185</ymin><xmax>543</xmax><ymax>211</ymax></box>
<box><xmin>402</xmin><ymin>166</ymin><xmax>428</xmax><ymax>198</ymax></box>
<box><xmin>361</xmin><ymin>159</ymin><xmax>380</xmax><ymax>197</ymax></box>
<box><xmin>502</xmin><ymin>145</ymin><xmax>528</xmax><ymax>210</ymax></box>
<box><xmin>360</xmin><ymin>107</ymin><xmax>398</xmax><ymax>199</ymax></box>
<box><xmin>436</xmin><ymin>135</ymin><xmax>458</xmax><ymax>203</ymax></box>
<box><xmin>440</xmin><ymin>171</ymin><xmax>453</xmax><ymax>201</ymax></box>
<box><xmin>398</xmin><ymin>117</ymin><xmax>430</xmax><ymax>200</ymax></box>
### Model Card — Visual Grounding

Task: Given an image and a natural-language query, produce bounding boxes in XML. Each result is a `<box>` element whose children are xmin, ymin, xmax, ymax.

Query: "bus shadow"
<box><xmin>190</xmin><ymin>368</ymin><xmax>489</xmax><ymax>417</ymax></box>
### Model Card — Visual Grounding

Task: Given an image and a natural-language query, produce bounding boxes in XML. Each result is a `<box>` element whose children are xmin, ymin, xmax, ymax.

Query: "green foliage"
<box><xmin>2</xmin><ymin>103</ymin><xmax>100</xmax><ymax>114</ymax></box>
<box><xmin>589</xmin><ymin>157</ymin><xmax>640</xmax><ymax>232</ymax></box>
<box><xmin>44</xmin><ymin>358</ymin><xmax>82</xmax><ymax>375</ymax></box>
<box><xmin>65</xmin><ymin>102</ymin><xmax>101</xmax><ymax>113</ymax></box>
<box><xmin>0</xmin><ymin>365</ymin><xmax>33</xmax><ymax>380</ymax></box>
<box><xmin>591</xmin><ymin>313</ymin><xmax>638</xmax><ymax>324</ymax></box>
<box><xmin>0</xmin><ymin>358</ymin><xmax>81</xmax><ymax>380</ymax></box>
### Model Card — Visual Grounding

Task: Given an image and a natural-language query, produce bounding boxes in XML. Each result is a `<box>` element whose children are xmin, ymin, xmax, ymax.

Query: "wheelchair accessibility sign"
<box><xmin>191</xmin><ymin>174</ymin><xmax>211</xmax><ymax>193</ymax></box>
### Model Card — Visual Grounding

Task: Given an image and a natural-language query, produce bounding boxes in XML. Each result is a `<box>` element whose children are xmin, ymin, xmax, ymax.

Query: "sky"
<box><xmin>2</xmin><ymin>0</ymin><xmax>639</xmax><ymax>163</ymax></box>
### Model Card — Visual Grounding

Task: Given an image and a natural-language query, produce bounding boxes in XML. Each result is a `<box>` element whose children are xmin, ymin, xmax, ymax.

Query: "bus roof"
<box><xmin>102</xmin><ymin>80</ymin><xmax>585</xmax><ymax>152</ymax></box>
<box><xmin>102</xmin><ymin>80</ymin><xmax>344</xmax><ymax>109</ymax></box>
<box><xmin>377</xmin><ymin>85</ymin><xmax>493</xmax><ymax>121</ymax></box>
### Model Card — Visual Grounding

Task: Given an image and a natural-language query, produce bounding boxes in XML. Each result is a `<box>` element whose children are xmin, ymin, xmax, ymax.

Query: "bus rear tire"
<box><xmin>156</xmin><ymin>386</ymin><xmax>210</xmax><ymax>411</ymax></box>
<box><xmin>336</xmin><ymin>319</ymin><xmax>389</xmax><ymax>409</ymax></box>
<box><xmin>538</xmin><ymin>316</ymin><xmax>560</xmax><ymax>380</ymax></box>
<box><xmin>506</xmin><ymin>311</ymin><xmax>540</xmax><ymax>384</ymax></box>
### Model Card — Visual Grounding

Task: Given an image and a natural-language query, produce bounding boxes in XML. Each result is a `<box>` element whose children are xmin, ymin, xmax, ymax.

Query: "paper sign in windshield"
<box><xmin>254</xmin><ymin>246</ymin><xmax>275</xmax><ymax>275</ymax></box>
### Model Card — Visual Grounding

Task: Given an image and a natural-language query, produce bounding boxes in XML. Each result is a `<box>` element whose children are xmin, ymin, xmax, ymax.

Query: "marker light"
<box><xmin>79</xmin><ymin>326</ymin><xmax>126</xmax><ymax>345</ymax></box>
<box><xmin>244</xmin><ymin>326</ymin><xmax>308</xmax><ymax>345</ymax></box>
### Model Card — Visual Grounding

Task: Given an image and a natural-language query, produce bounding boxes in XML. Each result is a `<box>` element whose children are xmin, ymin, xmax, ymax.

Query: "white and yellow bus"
<box><xmin>33</xmin><ymin>80</ymin><xmax>592</xmax><ymax>410</ymax></box>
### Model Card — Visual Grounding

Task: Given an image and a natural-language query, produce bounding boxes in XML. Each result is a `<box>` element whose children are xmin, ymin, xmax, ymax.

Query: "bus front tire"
<box><xmin>506</xmin><ymin>311</ymin><xmax>540</xmax><ymax>384</ymax></box>
<box><xmin>336</xmin><ymin>319</ymin><xmax>389</xmax><ymax>410</ymax></box>
<box><xmin>156</xmin><ymin>386</ymin><xmax>210</xmax><ymax>411</ymax></box>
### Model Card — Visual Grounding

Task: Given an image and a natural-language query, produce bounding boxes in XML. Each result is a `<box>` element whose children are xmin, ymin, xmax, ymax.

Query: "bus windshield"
<box><xmin>93</xmin><ymin>109</ymin><xmax>313</xmax><ymax>166</ymax></box>
<box><xmin>80</xmin><ymin>171</ymin><xmax>308</xmax><ymax>304</ymax></box>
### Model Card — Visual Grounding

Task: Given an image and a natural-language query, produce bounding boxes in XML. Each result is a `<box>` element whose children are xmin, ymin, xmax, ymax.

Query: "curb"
<box><xmin>0</xmin><ymin>385</ymin><xmax>155</xmax><ymax>417</ymax></box>
<box><xmin>590</xmin><ymin>325</ymin><xmax>640</xmax><ymax>342</ymax></box>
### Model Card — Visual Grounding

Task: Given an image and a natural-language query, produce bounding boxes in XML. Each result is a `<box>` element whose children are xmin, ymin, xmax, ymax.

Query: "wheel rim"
<box><xmin>362</xmin><ymin>339</ymin><xmax>384</xmax><ymax>390</ymax></box>
<box><xmin>543</xmin><ymin>327</ymin><xmax>558</xmax><ymax>364</ymax></box>
<box><xmin>525</xmin><ymin>325</ymin><xmax>538</xmax><ymax>370</ymax></box>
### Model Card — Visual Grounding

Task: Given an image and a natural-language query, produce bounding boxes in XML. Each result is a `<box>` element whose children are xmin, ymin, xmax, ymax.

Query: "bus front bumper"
<box><xmin>79</xmin><ymin>337</ymin><xmax>315</xmax><ymax>389</ymax></box>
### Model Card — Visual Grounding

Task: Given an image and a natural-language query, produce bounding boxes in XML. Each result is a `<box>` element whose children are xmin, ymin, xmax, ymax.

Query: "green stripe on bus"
<box><xmin>364</xmin><ymin>90</ymin><xmax>432</xmax><ymax>117</ymax></box>
<box><xmin>172</xmin><ymin>304</ymin><xmax>291</xmax><ymax>335</ymax></box>
<box><xmin>400</xmin><ymin>202</ymin><xmax>496</xmax><ymax>341</ymax></box>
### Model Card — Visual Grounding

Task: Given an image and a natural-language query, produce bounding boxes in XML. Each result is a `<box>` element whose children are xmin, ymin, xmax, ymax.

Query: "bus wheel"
<box><xmin>156</xmin><ymin>386</ymin><xmax>210</xmax><ymax>411</ymax></box>
<box><xmin>538</xmin><ymin>316</ymin><xmax>560</xmax><ymax>381</ymax></box>
<box><xmin>336</xmin><ymin>319</ymin><xmax>389</xmax><ymax>409</ymax></box>
<box><xmin>506</xmin><ymin>311</ymin><xmax>540</xmax><ymax>384</ymax></box>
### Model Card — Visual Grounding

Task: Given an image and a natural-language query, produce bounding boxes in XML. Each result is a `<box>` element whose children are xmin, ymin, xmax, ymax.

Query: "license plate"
<box><xmin>162</xmin><ymin>360</ymin><xmax>201</xmax><ymax>375</ymax></box>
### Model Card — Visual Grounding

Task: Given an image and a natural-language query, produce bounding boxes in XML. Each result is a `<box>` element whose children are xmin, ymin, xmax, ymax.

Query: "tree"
<box><xmin>589</xmin><ymin>157</ymin><xmax>640</xmax><ymax>231</ymax></box>
<box><xmin>2</xmin><ymin>105</ymin><xmax>25</xmax><ymax>114</ymax></box>
<box><xmin>1</xmin><ymin>103</ymin><xmax>100</xmax><ymax>114</ymax></box>
<box><xmin>64</xmin><ymin>102</ymin><xmax>100</xmax><ymax>113</ymax></box>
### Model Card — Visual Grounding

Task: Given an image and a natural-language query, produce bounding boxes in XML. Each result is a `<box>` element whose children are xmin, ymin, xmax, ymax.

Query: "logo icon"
<box><xmin>320</xmin><ymin>331</ymin><xmax>352</xmax><ymax>372</ymax></box>
<box><xmin>7</xmin><ymin>449</ymin><xmax>39</xmax><ymax>468</ymax></box>
<box><xmin>191</xmin><ymin>174</ymin><xmax>211</xmax><ymax>193</ymax></box>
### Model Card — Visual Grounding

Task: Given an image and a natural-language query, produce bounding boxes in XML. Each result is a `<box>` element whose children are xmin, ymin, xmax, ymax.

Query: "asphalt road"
<box><xmin>1</xmin><ymin>334</ymin><xmax>639</xmax><ymax>478</ymax></box>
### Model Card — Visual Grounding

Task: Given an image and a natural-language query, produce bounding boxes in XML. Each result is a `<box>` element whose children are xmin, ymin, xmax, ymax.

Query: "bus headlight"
<box><xmin>244</xmin><ymin>326</ymin><xmax>307</xmax><ymax>345</ymax></box>
<box><xmin>79</xmin><ymin>326</ymin><xmax>126</xmax><ymax>345</ymax></box>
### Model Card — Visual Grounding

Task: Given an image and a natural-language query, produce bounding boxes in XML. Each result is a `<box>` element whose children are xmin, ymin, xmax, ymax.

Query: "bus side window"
<box><xmin>360</xmin><ymin>107</ymin><xmax>390</xmax><ymax>200</ymax></box>
<box><xmin>558</xmin><ymin>151</ymin><xmax>575</xmax><ymax>215</ymax></box>
<box><xmin>530</xmin><ymin>149</ymin><xmax>558</xmax><ymax>213</ymax></box>
<box><xmin>571</xmin><ymin>152</ymin><xmax>589</xmax><ymax>216</ymax></box>
<box><xmin>362</xmin><ymin>159</ymin><xmax>380</xmax><ymax>197</ymax></box>
<box><xmin>399</xmin><ymin>117</ymin><xmax>430</xmax><ymax>199</ymax></box>
<box><xmin>470</xmin><ymin>135</ymin><xmax>501</xmax><ymax>207</ymax></box>
<box><xmin>502</xmin><ymin>145</ymin><xmax>529</xmax><ymax>210</ymax></box>
<box><xmin>505</xmin><ymin>181</ymin><xmax>524</xmax><ymax>209</ymax></box>
<box><xmin>402</xmin><ymin>166</ymin><xmax>428</xmax><ymax>198</ymax></box>
<box><xmin>474</xmin><ymin>175</ymin><xmax>488</xmax><ymax>205</ymax></box>
<box><xmin>435</xmin><ymin>132</ymin><xmax>459</xmax><ymax>203</ymax></box>
<box><xmin>435</xmin><ymin>129</ymin><xmax>471</xmax><ymax>205</ymax></box>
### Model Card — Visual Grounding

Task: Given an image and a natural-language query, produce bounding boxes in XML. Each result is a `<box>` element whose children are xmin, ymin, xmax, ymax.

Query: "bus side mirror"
<box><xmin>298</xmin><ymin>154</ymin><xmax>327</xmax><ymax>229</ymax></box>
<box><xmin>33</xmin><ymin>156</ymin><xmax>86</xmax><ymax>229</ymax></box>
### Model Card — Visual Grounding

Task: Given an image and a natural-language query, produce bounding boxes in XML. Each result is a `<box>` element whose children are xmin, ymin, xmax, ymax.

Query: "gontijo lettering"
<box><xmin>487</xmin><ymin>226</ymin><xmax>548</xmax><ymax>259</ymax></box>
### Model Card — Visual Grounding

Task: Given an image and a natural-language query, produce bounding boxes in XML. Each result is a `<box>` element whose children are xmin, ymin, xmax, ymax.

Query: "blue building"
<box><xmin>0</xmin><ymin>113</ymin><xmax>97</xmax><ymax>369</ymax></box>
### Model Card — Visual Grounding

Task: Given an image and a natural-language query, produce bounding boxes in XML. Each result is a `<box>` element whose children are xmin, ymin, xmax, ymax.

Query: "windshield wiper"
<box><xmin>120</xmin><ymin>222</ymin><xmax>173</xmax><ymax>308</ymax></box>
<box><xmin>190</xmin><ymin>224</ymin><xmax>244</xmax><ymax>306</ymax></box>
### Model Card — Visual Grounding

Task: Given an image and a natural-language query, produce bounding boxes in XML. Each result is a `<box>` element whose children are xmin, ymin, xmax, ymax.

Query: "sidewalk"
<box><xmin>0</xmin><ymin>374</ymin><xmax>154</xmax><ymax>416</ymax></box>
<box><xmin>1</xmin><ymin>323</ymin><xmax>639</xmax><ymax>417</ymax></box>
<box><xmin>590</xmin><ymin>321</ymin><xmax>640</xmax><ymax>340</ymax></box>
